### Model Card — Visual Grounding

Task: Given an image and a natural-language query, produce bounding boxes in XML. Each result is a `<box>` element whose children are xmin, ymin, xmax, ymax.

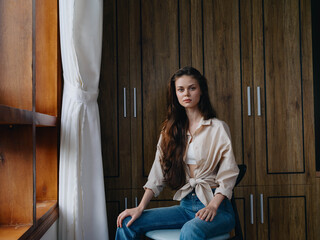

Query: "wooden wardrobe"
<box><xmin>99</xmin><ymin>0</ymin><xmax>319</xmax><ymax>239</ymax></box>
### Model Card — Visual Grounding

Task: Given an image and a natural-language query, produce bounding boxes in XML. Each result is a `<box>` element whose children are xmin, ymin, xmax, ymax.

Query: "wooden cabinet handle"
<box><xmin>135</xmin><ymin>197</ymin><xmax>138</xmax><ymax>207</ymax></box>
<box><xmin>125</xmin><ymin>197</ymin><xmax>128</xmax><ymax>209</ymax></box>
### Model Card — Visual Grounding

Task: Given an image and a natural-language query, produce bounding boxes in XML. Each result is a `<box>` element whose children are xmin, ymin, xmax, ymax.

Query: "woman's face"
<box><xmin>175</xmin><ymin>75</ymin><xmax>202</xmax><ymax>110</ymax></box>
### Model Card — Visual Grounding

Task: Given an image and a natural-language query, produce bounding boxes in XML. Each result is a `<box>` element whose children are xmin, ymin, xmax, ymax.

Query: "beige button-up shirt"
<box><xmin>143</xmin><ymin>118</ymin><xmax>239</xmax><ymax>206</ymax></box>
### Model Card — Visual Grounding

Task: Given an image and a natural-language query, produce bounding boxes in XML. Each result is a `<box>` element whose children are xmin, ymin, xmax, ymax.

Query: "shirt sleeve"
<box><xmin>143</xmin><ymin>134</ymin><xmax>166</xmax><ymax>197</ymax></box>
<box><xmin>214</xmin><ymin>122</ymin><xmax>239</xmax><ymax>200</ymax></box>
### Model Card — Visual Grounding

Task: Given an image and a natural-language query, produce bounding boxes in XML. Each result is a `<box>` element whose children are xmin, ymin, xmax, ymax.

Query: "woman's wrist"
<box><xmin>136</xmin><ymin>188</ymin><xmax>154</xmax><ymax>212</ymax></box>
<box><xmin>208</xmin><ymin>193</ymin><xmax>225</xmax><ymax>209</ymax></box>
<box><xmin>137</xmin><ymin>204</ymin><xmax>146</xmax><ymax>211</ymax></box>
<box><xmin>207</xmin><ymin>202</ymin><xmax>219</xmax><ymax>210</ymax></box>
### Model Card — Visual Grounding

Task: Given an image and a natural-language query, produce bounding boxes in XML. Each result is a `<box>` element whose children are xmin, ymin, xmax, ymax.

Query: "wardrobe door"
<box><xmin>131</xmin><ymin>0</ymin><xmax>180</xmax><ymax>189</ymax></box>
<box><xmin>203</xmin><ymin>0</ymin><xmax>255</xmax><ymax>185</ymax></box>
<box><xmin>100</xmin><ymin>0</ymin><xmax>131</xmax><ymax>190</ymax></box>
<box><xmin>256</xmin><ymin>185</ymin><xmax>314</xmax><ymax>240</ymax></box>
<box><xmin>233</xmin><ymin>187</ymin><xmax>257</xmax><ymax>240</ymax></box>
<box><xmin>253</xmin><ymin>0</ymin><xmax>315</xmax><ymax>185</ymax></box>
<box><xmin>106</xmin><ymin>190</ymin><xmax>132</xmax><ymax>240</ymax></box>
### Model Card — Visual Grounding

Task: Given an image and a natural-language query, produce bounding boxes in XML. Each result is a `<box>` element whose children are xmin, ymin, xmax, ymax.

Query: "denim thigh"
<box><xmin>117</xmin><ymin>205</ymin><xmax>189</xmax><ymax>239</ymax></box>
<box><xmin>179</xmin><ymin>190</ymin><xmax>235</xmax><ymax>239</ymax></box>
<box><xmin>116</xmin><ymin>190</ymin><xmax>235</xmax><ymax>240</ymax></box>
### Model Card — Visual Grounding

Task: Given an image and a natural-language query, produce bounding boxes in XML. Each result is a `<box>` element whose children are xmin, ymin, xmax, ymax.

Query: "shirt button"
<box><xmin>192</xmin><ymin>193</ymin><xmax>195</xmax><ymax>196</ymax></box>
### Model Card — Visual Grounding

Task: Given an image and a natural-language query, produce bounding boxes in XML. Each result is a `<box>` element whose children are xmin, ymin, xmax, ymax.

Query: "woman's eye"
<box><xmin>190</xmin><ymin>87</ymin><xmax>196</xmax><ymax>91</ymax></box>
<box><xmin>178</xmin><ymin>88</ymin><xmax>184</xmax><ymax>92</ymax></box>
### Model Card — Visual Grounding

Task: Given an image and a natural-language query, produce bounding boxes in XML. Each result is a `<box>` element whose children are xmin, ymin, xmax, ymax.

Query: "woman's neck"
<box><xmin>185</xmin><ymin>107</ymin><xmax>202</xmax><ymax>133</ymax></box>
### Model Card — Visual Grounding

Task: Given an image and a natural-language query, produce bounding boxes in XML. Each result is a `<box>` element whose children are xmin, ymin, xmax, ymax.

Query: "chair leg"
<box><xmin>231</xmin><ymin>197</ymin><xmax>244</xmax><ymax>240</ymax></box>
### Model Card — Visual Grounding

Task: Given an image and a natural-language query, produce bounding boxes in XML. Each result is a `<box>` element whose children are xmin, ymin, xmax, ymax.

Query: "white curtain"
<box><xmin>58</xmin><ymin>0</ymin><xmax>108</xmax><ymax>239</ymax></box>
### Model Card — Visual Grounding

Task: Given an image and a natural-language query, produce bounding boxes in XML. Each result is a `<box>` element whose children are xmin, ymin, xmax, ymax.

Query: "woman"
<box><xmin>116</xmin><ymin>66</ymin><xmax>239</xmax><ymax>240</ymax></box>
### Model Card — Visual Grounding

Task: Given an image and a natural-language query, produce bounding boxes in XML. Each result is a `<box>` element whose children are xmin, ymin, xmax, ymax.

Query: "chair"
<box><xmin>145</xmin><ymin>164</ymin><xmax>247</xmax><ymax>240</ymax></box>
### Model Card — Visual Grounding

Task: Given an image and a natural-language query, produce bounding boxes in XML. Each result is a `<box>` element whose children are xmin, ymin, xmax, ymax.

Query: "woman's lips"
<box><xmin>183</xmin><ymin>99</ymin><xmax>191</xmax><ymax>103</ymax></box>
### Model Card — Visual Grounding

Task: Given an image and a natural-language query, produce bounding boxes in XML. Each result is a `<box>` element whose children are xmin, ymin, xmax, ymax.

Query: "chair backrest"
<box><xmin>230</xmin><ymin>164</ymin><xmax>247</xmax><ymax>240</ymax></box>
<box><xmin>235</xmin><ymin>164</ymin><xmax>247</xmax><ymax>187</ymax></box>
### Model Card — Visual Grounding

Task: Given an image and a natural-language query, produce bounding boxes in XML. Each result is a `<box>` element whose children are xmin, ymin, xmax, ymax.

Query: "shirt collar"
<box><xmin>187</xmin><ymin>117</ymin><xmax>212</xmax><ymax>136</ymax></box>
<box><xmin>201</xmin><ymin>118</ymin><xmax>212</xmax><ymax>126</ymax></box>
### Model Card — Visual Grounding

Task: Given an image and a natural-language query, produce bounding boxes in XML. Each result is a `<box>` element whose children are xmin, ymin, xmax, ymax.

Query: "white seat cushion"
<box><xmin>145</xmin><ymin>229</ymin><xmax>230</xmax><ymax>240</ymax></box>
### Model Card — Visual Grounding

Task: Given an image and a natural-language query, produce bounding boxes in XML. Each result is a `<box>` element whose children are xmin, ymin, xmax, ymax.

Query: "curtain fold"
<box><xmin>58</xmin><ymin>0</ymin><xmax>108</xmax><ymax>239</ymax></box>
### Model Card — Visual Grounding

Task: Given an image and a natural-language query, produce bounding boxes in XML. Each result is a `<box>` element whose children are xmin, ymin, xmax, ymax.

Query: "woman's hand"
<box><xmin>117</xmin><ymin>188</ymin><xmax>154</xmax><ymax>228</ymax></box>
<box><xmin>117</xmin><ymin>207</ymin><xmax>144</xmax><ymax>228</ymax></box>
<box><xmin>196</xmin><ymin>193</ymin><xmax>225</xmax><ymax>222</ymax></box>
<box><xmin>195</xmin><ymin>205</ymin><xmax>218</xmax><ymax>222</ymax></box>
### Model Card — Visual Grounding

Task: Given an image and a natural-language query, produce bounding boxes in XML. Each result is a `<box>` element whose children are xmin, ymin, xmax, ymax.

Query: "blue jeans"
<box><xmin>115</xmin><ymin>190</ymin><xmax>235</xmax><ymax>240</ymax></box>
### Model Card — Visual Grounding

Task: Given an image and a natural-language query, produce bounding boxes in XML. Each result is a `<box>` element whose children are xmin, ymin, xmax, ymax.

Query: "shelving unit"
<box><xmin>0</xmin><ymin>0</ymin><xmax>60</xmax><ymax>239</ymax></box>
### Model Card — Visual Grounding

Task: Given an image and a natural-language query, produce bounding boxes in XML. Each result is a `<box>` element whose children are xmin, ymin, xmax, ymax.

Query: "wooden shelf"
<box><xmin>0</xmin><ymin>105</ymin><xmax>57</xmax><ymax>126</ymax></box>
<box><xmin>0</xmin><ymin>201</ymin><xmax>59</xmax><ymax>240</ymax></box>
<box><xmin>26</xmin><ymin>202</ymin><xmax>58</xmax><ymax>240</ymax></box>
<box><xmin>0</xmin><ymin>0</ymin><xmax>60</xmax><ymax>239</ymax></box>
<box><xmin>35</xmin><ymin>113</ymin><xmax>57</xmax><ymax>127</ymax></box>
<box><xmin>0</xmin><ymin>105</ymin><xmax>33</xmax><ymax>125</ymax></box>
<box><xmin>0</xmin><ymin>225</ymin><xmax>32</xmax><ymax>240</ymax></box>
<box><xmin>36</xmin><ymin>201</ymin><xmax>57</xmax><ymax>221</ymax></box>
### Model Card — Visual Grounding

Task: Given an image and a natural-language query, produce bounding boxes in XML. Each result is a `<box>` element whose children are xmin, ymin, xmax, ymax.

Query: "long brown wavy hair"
<box><xmin>160</xmin><ymin>66</ymin><xmax>217</xmax><ymax>189</ymax></box>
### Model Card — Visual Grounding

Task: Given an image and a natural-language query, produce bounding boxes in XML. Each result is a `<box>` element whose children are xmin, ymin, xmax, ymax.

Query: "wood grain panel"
<box><xmin>269</xmin><ymin>197</ymin><xmax>306</xmax><ymax>239</ymax></box>
<box><xmin>179</xmin><ymin>0</ymin><xmax>192</xmax><ymax>68</ymax></box>
<box><xmin>0</xmin><ymin>0</ymin><xmax>33</xmax><ymax>111</ymax></box>
<box><xmin>35</xmin><ymin>0</ymin><xmax>58</xmax><ymax>116</ymax></box>
<box><xmin>257</xmin><ymin>185</ymin><xmax>312</xmax><ymax>240</ymax></box>
<box><xmin>252</xmin><ymin>0</ymin><xmax>269</xmax><ymax>186</ymax></box>
<box><xmin>253</xmin><ymin>0</ymin><xmax>313</xmax><ymax>185</ymax></box>
<box><xmin>0</xmin><ymin>126</ymin><xmax>33</xmax><ymax>225</ymax></box>
<box><xmin>129</xmin><ymin>0</ymin><xmax>143</xmax><ymax>189</ymax></box>
<box><xmin>99</xmin><ymin>0</ymin><xmax>118</xmax><ymax>179</ymax></box>
<box><xmin>100</xmin><ymin>0</ymin><xmax>132</xmax><ymax>189</ymax></box>
<box><xmin>239</xmin><ymin>0</ymin><xmax>255</xmax><ymax>186</ymax></box>
<box><xmin>138</xmin><ymin>0</ymin><xmax>180</xmax><ymax>186</ymax></box>
<box><xmin>116</xmin><ymin>0</ymin><xmax>132</xmax><ymax>189</ymax></box>
<box><xmin>179</xmin><ymin>0</ymin><xmax>203</xmax><ymax>70</ymax></box>
<box><xmin>203</xmin><ymin>0</ymin><xmax>243</xmax><ymax>168</ymax></box>
<box><xmin>300</xmin><ymin>0</ymin><xmax>315</xmax><ymax>181</ymax></box>
<box><xmin>36</xmin><ymin>127</ymin><xmax>58</xmax><ymax>201</ymax></box>
<box><xmin>264</xmin><ymin>0</ymin><xmax>304</xmax><ymax>173</ymax></box>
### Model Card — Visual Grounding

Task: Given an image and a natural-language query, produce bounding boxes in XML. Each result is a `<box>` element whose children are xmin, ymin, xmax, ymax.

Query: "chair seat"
<box><xmin>145</xmin><ymin>229</ymin><xmax>230</xmax><ymax>240</ymax></box>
